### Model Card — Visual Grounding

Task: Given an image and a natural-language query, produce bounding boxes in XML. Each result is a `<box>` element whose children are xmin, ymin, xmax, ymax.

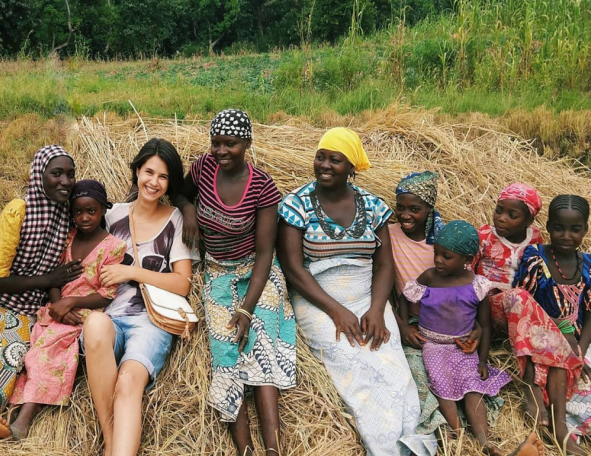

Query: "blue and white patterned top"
<box><xmin>279</xmin><ymin>181</ymin><xmax>392</xmax><ymax>263</ymax></box>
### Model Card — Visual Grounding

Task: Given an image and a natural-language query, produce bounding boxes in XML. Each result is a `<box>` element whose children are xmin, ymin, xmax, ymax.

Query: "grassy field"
<box><xmin>0</xmin><ymin>0</ymin><xmax>590</xmax><ymax>162</ymax></box>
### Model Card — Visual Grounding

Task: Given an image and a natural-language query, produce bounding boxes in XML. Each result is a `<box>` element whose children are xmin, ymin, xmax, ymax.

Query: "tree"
<box><xmin>188</xmin><ymin>0</ymin><xmax>243</xmax><ymax>54</ymax></box>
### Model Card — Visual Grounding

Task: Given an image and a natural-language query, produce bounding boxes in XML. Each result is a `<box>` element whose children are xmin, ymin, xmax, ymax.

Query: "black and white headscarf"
<box><xmin>0</xmin><ymin>145</ymin><xmax>74</xmax><ymax>315</ymax></box>
<box><xmin>209</xmin><ymin>109</ymin><xmax>253</xmax><ymax>139</ymax></box>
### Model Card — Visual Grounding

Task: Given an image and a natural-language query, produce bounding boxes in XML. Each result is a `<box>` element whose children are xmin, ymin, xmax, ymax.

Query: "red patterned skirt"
<box><xmin>502</xmin><ymin>289</ymin><xmax>583</xmax><ymax>404</ymax></box>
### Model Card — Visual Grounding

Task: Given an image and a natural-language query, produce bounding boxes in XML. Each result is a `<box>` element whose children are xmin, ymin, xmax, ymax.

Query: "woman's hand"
<box><xmin>48</xmin><ymin>260</ymin><xmax>83</xmax><ymax>288</ymax></box>
<box><xmin>361</xmin><ymin>307</ymin><xmax>391</xmax><ymax>351</ymax></box>
<box><xmin>100</xmin><ymin>264</ymin><xmax>135</xmax><ymax>288</ymax></box>
<box><xmin>478</xmin><ymin>361</ymin><xmax>489</xmax><ymax>380</ymax></box>
<box><xmin>227</xmin><ymin>312</ymin><xmax>251</xmax><ymax>353</ymax></box>
<box><xmin>61</xmin><ymin>310</ymin><xmax>84</xmax><ymax>326</ymax></box>
<box><xmin>329</xmin><ymin>306</ymin><xmax>364</xmax><ymax>347</ymax></box>
<box><xmin>456</xmin><ymin>325</ymin><xmax>482</xmax><ymax>353</ymax></box>
<box><xmin>48</xmin><ymin>297</ymin><xmax>77</xmax><ymax>323</ymax></box>
<box><xmin>400</xmin><ymin>323</ymin><xmax>426</xmax><ymax>349</ymax></box>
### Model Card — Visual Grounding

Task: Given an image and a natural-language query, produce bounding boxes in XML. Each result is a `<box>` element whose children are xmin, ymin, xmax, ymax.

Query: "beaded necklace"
<box><xmin>310</xmin><ymin>189</ymin><xmax>367</xmax><ymax>240</ymax></box>
<box><xmin>550</xmin><ymin>247</ymin><xmax>582</xmax><ymax>281</ymax></box>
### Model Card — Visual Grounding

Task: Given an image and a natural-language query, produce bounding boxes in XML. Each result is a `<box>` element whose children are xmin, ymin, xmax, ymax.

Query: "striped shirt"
<box><xmin>388</xmin><ymin>223</ymin><xmax>435</xmax><ymax>297</ymax></box>
<box><xmin>279</xmin><ymin>181</ymin><xmax>392</xmax><ymax>262</ymax></box>
<box><xmin>190</xmin><ymin>154</ymin><xmax>281</xmax><ymax>260</ymax></box>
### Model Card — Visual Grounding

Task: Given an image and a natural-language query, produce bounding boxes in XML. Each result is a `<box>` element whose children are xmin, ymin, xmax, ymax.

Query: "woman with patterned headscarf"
<box><xmin>0</xmin><ymin>146</ymin><xmax>83</xmax><ymax>437</ymax></box>
<box><xmin>278</xmin><ymin>128</ymin><xmax>437</xmax><ymax>456</ymax></box>
<box><xmin>390</xmin><ymin>171</ymin><xmax>444</xmax><ymax>299</ymax></box>
<box><xmin>388</xmin><ymin>171</ymin><xmax>449</xmax><ymax>435</ymax></box>
<box><xmin>176</xmin><ymin>109</ymin><xmax>296</xmax><ymax>456</ymax></box>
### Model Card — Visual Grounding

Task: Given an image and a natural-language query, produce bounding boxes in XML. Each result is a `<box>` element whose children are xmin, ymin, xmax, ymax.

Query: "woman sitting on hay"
<box><xmin>0</xmin><ymin>146</ymin><xmax>83</xmax><ymax>438</ymax></box>
<box><xmin>276</xmin><ymin>127</ymin><xmax>438</xmax><ymax>456</ymax></box>
<box><xmin>81</xmin><ymin>139</ymin><xmax>193</xmax><ymax>456</ymax></box>
<box><xmin>176</xmin><ymin>109</ymin><xmax>296</xmax><ymax>456</ymax></box>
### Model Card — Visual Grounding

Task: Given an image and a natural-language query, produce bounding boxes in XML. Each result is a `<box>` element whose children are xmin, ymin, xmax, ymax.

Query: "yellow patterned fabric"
<box><xmin>0</xmin><ymin>199</ymin><xmax>26</xmax><ymax>277</ymax></box>
<box><xmin>0</xmin><ymin>307</ymin><xmax>33</xmax><ymax>411</ymax></box>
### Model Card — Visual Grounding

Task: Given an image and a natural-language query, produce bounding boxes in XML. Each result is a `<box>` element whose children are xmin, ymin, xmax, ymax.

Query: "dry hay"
<box><xmin>2</xmin><ymin>104</ymin><xmax>591</xmax><ymax>456</ymax></box>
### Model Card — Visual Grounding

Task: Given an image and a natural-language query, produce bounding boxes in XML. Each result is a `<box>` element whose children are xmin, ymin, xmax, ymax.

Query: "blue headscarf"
<box><xmin>396</xmin><ymin>171</ymin><xmax>444</xmax><ymax>245</ymax></box>
<box><xmin>434</xmin><ymin>220</ymin><xmax>479</xmax><ymax>256</ymax></box>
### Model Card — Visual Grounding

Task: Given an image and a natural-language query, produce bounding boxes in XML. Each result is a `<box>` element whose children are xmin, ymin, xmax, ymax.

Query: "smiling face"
<box><xmin>395</xmin><ymin>193</ymin><xmax>431</xmax><ymax>239</ymax></box>
<box><xmin>433</xmin><ymin>244</ymin><xmax>472</xmax><ymax>276</ymax></box>
<box><xmin>493</xmin><ymin>199</ymin><xmax>532</xmax><ymax>243</ymax></box>
<box><xmin>547</xmin><ymin>208</ymin><xmax>588</xmax><ymax>255</ymax></box>
<box><xmin>72</xmin><ymin>197</ymin><xmax>105</xmax><ymax>234</ymax></box>
<box><xmin>210</xmin><ymin>135</ymin><xmax>250</xmax><ymax>172</ymax></box>
<box><xmin>136</xmin><ymin>155</ymin><xmax>169</xmax><ymax>202</ymax></box>
<box><xmin>313</xmin><ymin>149</ymin><xmax>353</xmax><ymax>190</ymax></box>
<box><xmin>42</xmin><ymin>156</ymin><xmax>76</xmax><ymax>204</ymax></box>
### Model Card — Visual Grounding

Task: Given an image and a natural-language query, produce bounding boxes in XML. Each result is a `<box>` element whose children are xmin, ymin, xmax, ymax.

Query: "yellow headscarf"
<box><xmin>317</xmin><ymin>127</ymin><xmax>371</xmax><ymax>172</ymax></box>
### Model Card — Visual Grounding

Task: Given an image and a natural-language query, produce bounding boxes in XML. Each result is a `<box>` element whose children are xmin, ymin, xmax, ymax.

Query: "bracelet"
<box><xmin>557</xmin><ymin>319</ymin><xmax>576</xmax><ymax>334</ymax></box>
<box><xmin>236</xmin><ymin>308</ymin><xmax>252</xmax><ymax>321</ymax></box>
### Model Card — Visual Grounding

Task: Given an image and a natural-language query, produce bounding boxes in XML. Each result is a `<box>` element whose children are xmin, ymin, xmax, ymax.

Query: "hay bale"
<box><xmin>2</xmin><ymin>106</ymin><xmax>590</xmax><ymax>455</ymax></box>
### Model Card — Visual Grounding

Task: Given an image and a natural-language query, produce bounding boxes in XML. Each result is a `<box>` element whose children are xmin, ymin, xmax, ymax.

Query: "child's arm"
<box><xmin>397</xmin><ymin>269</ymin><xmax>432</xmax><ymax>349</ymax></box>
<box><xmin>476</xmin><ymin>296</ymin><xmax>492</xmax><ymax>380</ymax></box>
<box><xmin>398</xmin><ymin>294</ymin><xmax>426</xmax><ymax>349</ymax></box>
<box><xmin>48</xmin><ymin>287</ymin><xmax>61</xmax><ymax>304</ymax></box>
<box><xmin>49</xmin><ymin>294</ymin><xmax>112</xmax><ymax>323</ymax></box>
<box><xmin>456</xmin><ymin>320</ymin><xmax>481</xmax><ymax>354</ymax></box>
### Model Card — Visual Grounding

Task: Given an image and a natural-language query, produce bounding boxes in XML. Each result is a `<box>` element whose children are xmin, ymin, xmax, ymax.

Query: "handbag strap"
<box><xmin>129</xmin><ymin>204</ymin><xmax>143</xmax><ymax>272</ymax></box>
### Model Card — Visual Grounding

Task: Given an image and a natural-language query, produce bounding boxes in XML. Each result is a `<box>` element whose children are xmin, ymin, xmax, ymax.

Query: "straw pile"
<box><xmin>2</xmin><ymin>105</ymin><xmax>591</xmax><ymax>456</ymax></box>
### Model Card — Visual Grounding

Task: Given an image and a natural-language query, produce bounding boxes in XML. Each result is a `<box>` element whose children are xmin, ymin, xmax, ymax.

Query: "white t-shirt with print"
<box><xmin>105</xmin><ymin>203</ymin><xmax>192</xmax><ymax>317</ymax></box>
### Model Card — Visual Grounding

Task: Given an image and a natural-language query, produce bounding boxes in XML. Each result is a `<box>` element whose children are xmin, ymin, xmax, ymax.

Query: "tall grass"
<box><xmin>0</xmin><ymin>0</ymin><xmax>589</xmax><ymax>159</ymax></box>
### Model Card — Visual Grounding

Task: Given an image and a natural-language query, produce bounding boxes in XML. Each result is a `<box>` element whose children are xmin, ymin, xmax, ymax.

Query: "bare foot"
<box><xmin>0</xmin><ymin>417</ymin><xmax>11</xmax><ymax>439</ymax></box>
<box><xmin>483</xmin><ymin>442</ymin><xmax>503</xmax><ymax>456</ymax></box>
<box><xmin>9</xmin><ymin>419</ymin><xmax>30</xmax><ymax>441</ymax></box>
<box><xmin>524</xmin><ymin>385</ymin><xmax>549</xmax><ymax>426</ymax></box>
<box><xmin>564</xmin><ymin>436</ymin><xmax>586</xmax><ymax>456</ymax></box>
<box><xmin>510</xmin><ymin>432</ymin><xmax>544</xmax><ymax>456</ymax></box>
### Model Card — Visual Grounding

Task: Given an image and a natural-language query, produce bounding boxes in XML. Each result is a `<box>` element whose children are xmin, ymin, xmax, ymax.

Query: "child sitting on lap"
<box><xmin>400</xmin><ymin>220</ymin><xmax>512</xmax><ymax>455</ymax></box>
<box><xmin>7</xmin><ymin>180</ymin><xmax>126</xmax><ymax>439</ymax></box>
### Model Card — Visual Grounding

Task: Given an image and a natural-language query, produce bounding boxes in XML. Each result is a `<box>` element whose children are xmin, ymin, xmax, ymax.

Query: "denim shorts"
<box><xmin>81</xmin><ymin>313</ymin><xmax>173</xmax><ymax>390</ymax></box>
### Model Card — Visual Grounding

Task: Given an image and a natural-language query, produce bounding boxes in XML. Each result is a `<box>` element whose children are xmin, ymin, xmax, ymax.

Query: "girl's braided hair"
<box><xmin>548</xmin><ymin>194</ymin><xmax>590</xmax><ymax>223</ymax></box>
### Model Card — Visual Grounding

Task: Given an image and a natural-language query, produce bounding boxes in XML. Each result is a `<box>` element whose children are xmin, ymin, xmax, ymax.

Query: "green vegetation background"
<box><xmin>1</xmin><ymin>0</ymin><xmax>590</xmax><ymax>161</ymax></box>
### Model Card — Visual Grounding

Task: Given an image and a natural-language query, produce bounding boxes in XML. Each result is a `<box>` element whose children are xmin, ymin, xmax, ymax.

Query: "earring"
<box><xmin>348</xmin><ymin>171</ymin><xmax>356</xmax><ymax>183</ymax></box>
<box><xmin>463</xmin><ymin>264</ymin><xmax>467</xmax><ymax>270</ymax></box>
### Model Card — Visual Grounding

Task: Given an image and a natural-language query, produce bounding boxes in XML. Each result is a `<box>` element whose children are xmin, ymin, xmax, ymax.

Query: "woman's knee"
<box><xmin>83</xmin><ymin>312</ymin><xmax>115</xmax><ymax>352</ymax></box>
<box><xmin>114</xmin><ymin>362</ymin><xmax>149</xmax><ymax>400</ymax></box>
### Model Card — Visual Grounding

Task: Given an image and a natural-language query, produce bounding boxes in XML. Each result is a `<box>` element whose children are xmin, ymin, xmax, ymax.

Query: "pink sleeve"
<box><xmin>402</xmin><ymin>280</ymin><xmax>427</xmax><ymax>303</ymax></box>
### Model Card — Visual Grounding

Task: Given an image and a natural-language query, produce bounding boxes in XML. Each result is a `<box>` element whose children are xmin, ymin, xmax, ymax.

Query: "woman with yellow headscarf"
<box><xmin>277</xmin><ymin>128</ymin><xmax>437</xmax><ymax>456</ymax></box>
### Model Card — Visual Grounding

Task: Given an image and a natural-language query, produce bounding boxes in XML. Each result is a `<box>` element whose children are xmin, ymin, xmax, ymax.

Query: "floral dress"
<box><xmin>10</xmin><ymin>229</ymin><xmax>126</xmax><ymax>406</ymax></box>
<box><xmin>472</xmin><ymin>224</ymin><xmax>543</xmax><ymax>331</ymax></box>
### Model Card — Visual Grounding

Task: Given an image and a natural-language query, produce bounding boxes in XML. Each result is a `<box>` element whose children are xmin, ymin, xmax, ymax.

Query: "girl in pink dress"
<box><xmin>7</xmin><ymin>180</ymin><xmax>126</xmax><ymax>439</ymax></box>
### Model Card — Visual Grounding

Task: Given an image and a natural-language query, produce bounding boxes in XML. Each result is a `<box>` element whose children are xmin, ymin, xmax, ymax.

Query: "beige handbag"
<box><xmin>129</xmin><ymin>205</ymin><xmax>198</xmax><ymax>339</ymax></box>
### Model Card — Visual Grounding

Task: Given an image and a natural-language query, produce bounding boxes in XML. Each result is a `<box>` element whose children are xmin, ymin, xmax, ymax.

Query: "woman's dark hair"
<box><xmin>130</xmin><ymin>138</ymin><xmax>184</xmax><ymax>199</ymax></box>
<box><xmin>548</xmin><ymin>194</ymin><xmax>590</xmax><ymax>223</ymax></box>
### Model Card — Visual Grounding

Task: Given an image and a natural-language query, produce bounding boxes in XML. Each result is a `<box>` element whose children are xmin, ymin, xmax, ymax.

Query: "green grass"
<box><xmin>1</xmin><ymin>0</ymin><xmax>591</xmax><ymax>125</ymax></box>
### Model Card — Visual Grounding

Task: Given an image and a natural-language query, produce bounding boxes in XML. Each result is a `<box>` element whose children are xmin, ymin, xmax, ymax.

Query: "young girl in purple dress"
<box><xmin>400</xmin><ymin>220</ymin><xmax>512</xmax><ymax>456</ymax></box>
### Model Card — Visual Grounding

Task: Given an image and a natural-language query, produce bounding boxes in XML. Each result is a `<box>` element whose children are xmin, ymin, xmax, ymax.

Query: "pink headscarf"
<box><xmin>498</xmin><ymin>183</ymin><xmax>542</xmax><ymax>217</ymax></box>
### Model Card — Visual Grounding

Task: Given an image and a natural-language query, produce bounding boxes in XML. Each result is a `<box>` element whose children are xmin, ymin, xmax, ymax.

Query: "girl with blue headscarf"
<box><xmin>400</xmin><ymin>220</ymin><xmax>512</xmax><ymax>456</ymax></box>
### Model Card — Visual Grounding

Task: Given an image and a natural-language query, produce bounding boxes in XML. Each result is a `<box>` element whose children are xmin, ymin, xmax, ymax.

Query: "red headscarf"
<box><xmin>498</xmin><ymin>183</ymin><xmax>542</xmax><ymax>217</ymax></box>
